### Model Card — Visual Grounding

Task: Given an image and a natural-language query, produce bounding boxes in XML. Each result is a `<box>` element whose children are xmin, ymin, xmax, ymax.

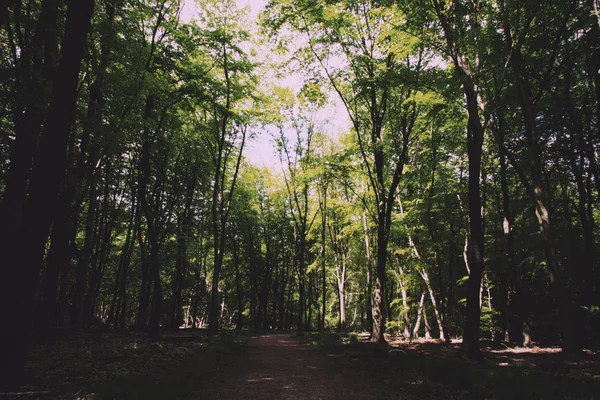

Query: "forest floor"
<box><xmin>5</xmin><ymin>329</ymin><xmax>600</xmax><ymax>399</ymax></box>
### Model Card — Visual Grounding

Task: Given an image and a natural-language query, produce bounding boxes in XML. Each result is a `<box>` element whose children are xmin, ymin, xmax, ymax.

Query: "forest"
<box><xmin>1</xmin><ymin>0</ymin><xmax>599</xmax><ymax>397</ymax></box>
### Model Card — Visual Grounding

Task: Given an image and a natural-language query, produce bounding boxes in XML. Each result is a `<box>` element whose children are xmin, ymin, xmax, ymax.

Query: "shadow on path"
<box><xmin>190</xmin><ymin>334</ymin><xmax>399</xmax><ymax>400</ymax></box>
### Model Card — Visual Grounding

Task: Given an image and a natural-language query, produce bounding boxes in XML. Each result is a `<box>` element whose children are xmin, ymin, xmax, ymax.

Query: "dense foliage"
<box><xmin>0</xmin><ymin>0</ymin><xmax>598</xmax><ymax>388</ymax></box>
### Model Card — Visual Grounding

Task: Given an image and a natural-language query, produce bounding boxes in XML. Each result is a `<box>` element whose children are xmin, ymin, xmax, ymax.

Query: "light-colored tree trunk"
<box><xmin>394</xmin><ymin>264</ymin><xmax>411</xmax><ymax>339</ymax></box>
<box><xmin>398</xmin><ymin>196</ymin><xmax>445</xmax><ymax>340</ymax></box>
<box><xmin>418</xmin><ymin>268</ymin><xmax>445</xmax><ymax>341</ymax></box>
<box><xmin>333</xmin><ymin>251</ymin><xmax>348</xmax><ymax>331</ymax></box>
<box><xmin>423</xmin><ymin>299</ymin><xmax>432</xmax><ymax>340</ymax></box>
<box><xmin>413</xmin><ymin>291</ymin><xmax>426</xmax><ymax>339</ymax></box>
<box><xmin>351</xmin><ymin>293</ymin><xmax>359</xmax><ymax>327</ymax></box>
<box><xmin>338</xmin><ymin>283</ymin><xmax>346</xmax><ymax>330</ymax></box>
<box><xmin>362</xmin><ymin>210</ymin><xmax>373</xmax><ymax>331</ymax></box>
<box><xmin>485</xmin><ymin>273</ymin><xmax>494</xmax><ymax>340</ymax></box>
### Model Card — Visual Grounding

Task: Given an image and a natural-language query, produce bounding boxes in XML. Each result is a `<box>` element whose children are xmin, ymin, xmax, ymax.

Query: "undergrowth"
<box><xmin>299</xmin><ymin>332</ymin><xmax>600</xmax><ymax>399</ymax></box>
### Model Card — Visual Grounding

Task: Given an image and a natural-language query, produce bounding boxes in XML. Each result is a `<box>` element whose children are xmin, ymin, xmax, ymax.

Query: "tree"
<box><xmin>264</xmin><ymin>0</ymin><xmax>427</xmax><ymax>343</ymax></box>
<box><xmin>0</xmin><ymin>0</ymin><xmax>96</xmax><ymax>388</ymax></box>
<box><xmin>198</xmin><ymin>0</ymin><xmax>256</xmax><ymax>336</ymax></box>
<box><xmin>273</xmin><ymin>86</ymin><xmax>320</xmax><ymax>334</ymax></box>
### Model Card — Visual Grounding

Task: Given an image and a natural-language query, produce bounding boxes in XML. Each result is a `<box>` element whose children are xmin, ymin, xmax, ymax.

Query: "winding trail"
<box><xmin>191</xmin><ymin>334</ymin><xmax>401</xmax><ymax>400</ymax></box>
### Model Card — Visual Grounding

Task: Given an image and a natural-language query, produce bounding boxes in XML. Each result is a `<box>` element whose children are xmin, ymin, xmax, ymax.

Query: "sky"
<box><xmin>180</xmin><ymin>0</ymin><xmax>350</xmax><ymax>169</ymax></box>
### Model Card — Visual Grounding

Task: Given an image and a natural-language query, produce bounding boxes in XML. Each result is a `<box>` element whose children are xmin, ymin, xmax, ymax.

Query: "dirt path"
<box><xmin>191</xmin><ymin>334</ymin><xmax>401</xmax><ymax>400</ymax></box>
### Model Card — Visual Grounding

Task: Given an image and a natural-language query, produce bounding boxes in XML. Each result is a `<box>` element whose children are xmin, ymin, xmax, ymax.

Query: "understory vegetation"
<box><xmin>300</xmin><ymin>333</ymin><xmax>600</xmax><ymax>400</ymax></box>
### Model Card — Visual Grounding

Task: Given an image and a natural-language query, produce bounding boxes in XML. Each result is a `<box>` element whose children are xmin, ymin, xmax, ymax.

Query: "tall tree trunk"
<box><xmin>494</xmin><ymin>119</ymin><xmax>516</xmax><ymax>343</ymax></box>
<box><xmin>320</xmin><ymin>182</ymin><xmax>327</xmax><ymax>332</ymax></box>
<box><xmin>0</xmin><ymin>0</ymin><xmax>95</xmax><ymax>388</ymax></box>
<box><xmin>413</xmin><ymin>291</ymin><xmax>426</xmax><ymax>339</ymax></box>
<box><xmin>107</xmin><ymin>192</ymin><xmax>136</xmax><ymax>329</ymax></box>
<box><xmin>0</xmin><ymin>0</ymin><xmax>59</xmax><ymax>260</ymax></box>
<box><xmin>136</xmin><ymin>94</ymin><xmax>153</xmax><ymax>330</ymax></box>
<box><xmin>432</xmin><ymin>0</ymin><xmax>487</xmax><ymax>359</ymax></box>
<box><xmin>363</xmin><ymin>211</ymin><xmax>374</xmax><ymax>332</ymax></box>
<box><xmin>335</xmin><ymin>251</ymin><xmax>347</xmax><ymax>332</ymax></box>
<box><xmin>395</xmin><ymin>258</ymin><xmax>412</xmax><ymax>340</ymax></box>
<box><xmin>497</xmin><ymin>0</ymin><xmax>580</xmax><ymax>356</ymax></box>
<box><xmin>463</xmin><ymin>109</ymin><xmax>486</xmax><ymax>360</ymax></box>
<box><xmin>372</xmin><ymin>209</ymin><xmax>389</xmax><ymax>344</ymax></box>
<box><xmin>35</xmin><ymin>183</ymin><xmax>73</xmax><ymax>339</ymax></box>
<box><xmin>141</xmin><ymin>134</ymin><xmax>163</xmax><ymax>339</ymax></box>
<box><xmin>170</xmin><ymin>210</ymin><xmax>189</xmax><ymax>331</ymax></box>
<box><xmin>71</xmin><ymin>170</ymin><xmax>98</xmax><ymax>328</ymax></box>
<box><xmin>147</xmin><ymin>226</ymin><xmax>162</xmax><ymax>339</ymax></box>
<box><xmin>563</xmin><ymin>72</ymin><xmax>597</xmax><ymax>335</ymax></box>
<box><xmin>296</xmin><ymin>232</ymin><xmax>306</xmax><ymax>335</ymax></box>
<box><xmin>207</xmin><ymin>46</ymin><xmax>247</xmax><ymax>337</ymax></box>
<box><xmin>234</xmin><ymin>234</ymin><xmax>244</xmax><ymax>330</ymax></box>
<box><xmin>419</xmin><ymin>268</ymin><xmax>445</xmax><ymax>341</ymax></box>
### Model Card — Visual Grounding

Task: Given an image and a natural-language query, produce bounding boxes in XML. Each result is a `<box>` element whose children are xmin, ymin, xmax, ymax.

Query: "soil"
<box><xmin>8</xmin><ymin>330</ymin><xmax>600</xmax><ymax>399</ymax></box>
<box><xmin>189</xmin><ymin>334</ymin><xmax>400</xmax><ymax>400</ymax></box>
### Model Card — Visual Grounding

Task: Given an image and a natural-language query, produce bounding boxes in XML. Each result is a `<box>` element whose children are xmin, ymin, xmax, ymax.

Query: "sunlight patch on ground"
<box><xmin>246</xmin><ymin>377</ymin><xmax>275</xmax><ymax>383</ymax></box>
<box><xmin>487</xmin><ymin>347</ymin><xmax>562</xmax><ymax>355</ymax></box>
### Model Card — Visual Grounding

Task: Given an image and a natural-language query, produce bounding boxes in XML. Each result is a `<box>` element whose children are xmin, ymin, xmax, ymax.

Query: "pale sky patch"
<box><xmin>180</xmin><ymin>0</ymin><xmax>350</xmax><ymax>169</ymax></box>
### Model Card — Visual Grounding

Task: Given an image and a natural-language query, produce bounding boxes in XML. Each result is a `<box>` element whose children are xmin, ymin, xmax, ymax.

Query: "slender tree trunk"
<box><xmin>496</xmin><ymin>119</ymin><xmax>517</xmax><ymax>342</ymax></box>
<box><xmin>399</xmin><ymin>195</ymin><xmax>446</xmax><ymax>341</ymax></box>
<box><xmin>147</xmin><ymin>228</ymin><xmax>162</xmax><ymax>339</ymax></box>
<box><xmin>170</xmin><ymin>219</ymin><xmax>186</xmax><ymax>331</ymax></box>
<box><xmin>413</xmin><ymin>291</ymin><xmax>426</xmax><ymax>339</ymax></box>
<box><xmin>335</xmin><ymin>251</ymin><xmax>347</xmax><ymax>332</ymax></box>
<box><xmin>107</xmin><ymin>195</ymin><xmax>135</xmax><ymax>328</ymax></box>
<box><xmin>563</xmin><ymin>73</ymin><xmax>597</xmax><ymax>335</ymax></box>
<box><xmin>463</xmin><ymin>115</ymin><xmax>486</xmax><ymax>359</ymax></box>
<box><xmin>297</xmin><ymin>235</ymin><xmax>306</xmax><ymax>335</ymax></box>
<box><xmin>136</xmin><ymin>94</ymin><xmax>153</xmax><ymax>330</ymax></box>
<box><xmin>208</xmin><ymin>186</ymin><xmax>223</xmax><ymax>335</ymax></box>
<box><xmin>208</xmin><ymin>46</ymin><xmax>247</xmax><ymax>336</ymax></box>
<box><xmin>432</xmin><ymin>0</ymin><xmax>486</xmax><ymax>359</ymax></box>
<box><xmin>371</xmin><ymin>212</ymin><xmax>387</xmax><ymax>344</ymax></box>
<box><xmin>85</xmin><ymin>168</ymin><xmax>115</xmax><ymax>324</ymax></box>
<box><xmin>234</xmin><ymin>236</ymin><xmax>244</xmax><ymax>330</ymax></box>
<box><xmin>320</xmin><ymin>183</ymin><xmax>327</xmax><ymax>332</ymax></box>
<box><xmin>362</xmin><ymin>211</ymin><xmax>374</xmax><ymax>332</ymax></box>
<box><xmin>136</xmin><ymin>235</ymin><xmax>151</xmax><ymax>328</ymax></box>
<box><xmin>338</xmin><ymin>281</ymin><xmax>346</xmax><ymax>332</ymax></box>
<box><xmin>419</xmin><ymin>268</ymin><xmax>445</xmax><ymax>341</ymax></box>
<box><xmin>71</xmin><ymin>171</ymin><xmax>98</xmax><ymax>328</ymax></box>
<box><xmin>423</xmin><ymin>300</ymin><xmax>432</xmax><ymax>340</ymax></box>
<box><xmin>395</xmin><ymin>261</ymin><xmax>411</xmax><ymax>340</ymax></box>
<box><xmin>35</xmin><ymin>184</ymin><xmax>73</xmax><ymax>339</ymax></box>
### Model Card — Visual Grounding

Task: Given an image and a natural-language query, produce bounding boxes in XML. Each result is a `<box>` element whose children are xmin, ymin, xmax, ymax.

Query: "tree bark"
<box><xmin>363</xmin><ymin>211</ymin><xmax>374</xmax><ymax>332</ymax></box>
<box><xmin>432</xmin><ymin>0</ymin><xmax>487</xmax><ymax>360</ymax></box>
<box><xmin>499</xmin><ymin>8</ymin><xmax>581</xmax><ymax>355</ymax></box>
<box><xmin>0</xmin><ymin>0</ymin><xmax>59</xmax><ymax>262</ymax></box>
<box><xmin>395</xmin><ymin>259</ymin><xmax>412</xmax><ymax>340</ymax></box>
<box><xmin>320</xmin><ymin>181</ymin><xmax>327</xmax><ymax>332</ymax></box>
<box><xmin>413</xmin><ymin>291</ymin><xmax>426</xmax><ymax>339</ymax></box>
<box><xmin>0</xmin><ymin>0</ymin><xmax>95</xmax><ymax>389</ymax></box>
